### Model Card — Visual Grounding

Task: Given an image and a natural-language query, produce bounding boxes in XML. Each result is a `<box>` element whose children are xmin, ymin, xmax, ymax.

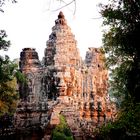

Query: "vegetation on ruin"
<box><xmin>96</xmin><ymin>0</ymin><xmax>140</xmax><ymax>139</ymax></box>
<box><xmin>52</xmin><ymin>115</ymin><xmax>74</xmax><ymax>140</ymax></box>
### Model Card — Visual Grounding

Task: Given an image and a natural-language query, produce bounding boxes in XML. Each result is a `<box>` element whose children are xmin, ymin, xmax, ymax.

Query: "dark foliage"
<box><xmin>95</xmin><ymin>0</ymin><xmax>140</xmax><ymax>139</ymax></box>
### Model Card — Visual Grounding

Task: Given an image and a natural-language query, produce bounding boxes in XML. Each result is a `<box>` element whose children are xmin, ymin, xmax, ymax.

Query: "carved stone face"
<box><xmin>57</xmin><ymin>77</ymin><xmax>66</xmax><ymax>96</ymax></box>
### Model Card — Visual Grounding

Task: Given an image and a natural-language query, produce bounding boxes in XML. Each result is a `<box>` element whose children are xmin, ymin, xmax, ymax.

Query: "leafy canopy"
<box><xmin>0</xmin><ymin>30</ymin><xmax>25</xmax><ymax>116</ymax></box>
<box><xmin>100</xmin><ymin>0</ymin><xmax>140</xmax><ymax>103</ymax></box>
<box><xmin>96</xmin><ymin>0</ymin><xmax>140</xmax><ymax>139</ymax></box>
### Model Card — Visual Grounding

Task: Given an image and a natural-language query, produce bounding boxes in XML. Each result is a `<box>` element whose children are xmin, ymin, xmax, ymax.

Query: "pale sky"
<box><xmin>0</xmin><ymin>0</ymin><xmax>107</xmax><ymax>60</ymax></box>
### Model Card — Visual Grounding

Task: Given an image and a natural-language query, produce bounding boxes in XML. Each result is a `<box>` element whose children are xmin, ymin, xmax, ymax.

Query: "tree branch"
<box><xmin>53</xmin><ymin>0</ymin><xmax>76</xmax><ymax>15</ymax></box>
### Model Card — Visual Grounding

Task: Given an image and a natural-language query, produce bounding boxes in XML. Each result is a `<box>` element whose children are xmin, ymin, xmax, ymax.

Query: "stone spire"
<box><xmin>58</xmin><ymin>11</ymin><xmax>64</xmax><ymax>19</ymax></box>
<box><xmin>44</xmin><ymin>11</ymin><xmax>81</xmax><ymax>67</ymax></box>
<box><xmin>55</xmin><ymin>11</ymin><xmax>66</xmax><ymax>25</ymax></box>
<box><xmin>15</xmin><ymin>48</ymin><xmax>48</xmax><ymax>129</ymax></box>
<box><xmin>44</xmin><ymin>12</ymin><xmax>81</xmax><ymax>104</ymax></box>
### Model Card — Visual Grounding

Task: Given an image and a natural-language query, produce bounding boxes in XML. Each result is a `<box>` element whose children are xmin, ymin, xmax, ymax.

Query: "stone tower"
<box><xmin>15</xmin><ymin>48</ymin><xmax>49</xmax><ymax>129</ymax></box>
<box><xmin>15</xmin><ymin>12</ymin><xmax>116</xmax><ymax>136</ymax></box>
<box><xmin>44</xmin><ymin>11</ymin><xmax>81</xmax><ymax>104</ymax></box>
<box><xmin>80</xmin><ymin>48</ymin><xmax>111</xmax><ymax>125</ymax></box>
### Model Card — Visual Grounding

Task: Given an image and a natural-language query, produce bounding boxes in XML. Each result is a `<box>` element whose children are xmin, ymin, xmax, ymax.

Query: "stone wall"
<box><xmin>15</xmin><ymin>12</ymin><xmax>116</xmax><ymax>133</ymax></box>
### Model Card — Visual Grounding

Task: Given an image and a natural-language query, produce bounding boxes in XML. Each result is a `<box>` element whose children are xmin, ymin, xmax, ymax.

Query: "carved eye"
<box><xmin>26</xmin><ymin>73</ymin><xmax>34</xmax><ymax>79</ymax></box>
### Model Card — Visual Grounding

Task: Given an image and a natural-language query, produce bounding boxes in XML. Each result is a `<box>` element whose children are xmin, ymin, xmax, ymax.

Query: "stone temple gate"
<box><xmin>14</xmin><ymin>12</ymin><xmax>116</xmax><ymax>133</ymax></box>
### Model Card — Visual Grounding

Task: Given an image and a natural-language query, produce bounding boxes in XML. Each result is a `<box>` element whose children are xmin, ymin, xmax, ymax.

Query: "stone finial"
<box><xmin>55</xmin><ymin>11</ymin><xmax>66</xmax><ymax>25</ymax></box>
<box><xmin>58</xmin><ymin>11</ymin><xmax>65</xmax><ymax>19</ymax></box>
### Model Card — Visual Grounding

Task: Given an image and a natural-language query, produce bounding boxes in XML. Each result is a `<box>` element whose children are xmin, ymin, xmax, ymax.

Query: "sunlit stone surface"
<box><xmin>14</xmin><ymin>12</ymin><xmax>116</xmax><ymax>137</ymax></box>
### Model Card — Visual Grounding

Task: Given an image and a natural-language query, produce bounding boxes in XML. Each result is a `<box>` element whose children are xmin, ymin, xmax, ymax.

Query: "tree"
<box><xmin>0</xmin><ymin>13</ymin><xmax>25</xmax><ymax>117</ymax></box>
<box><xmin>95</xmin><ymin>0</ymin><xmax>140</xmax><ymax>138</ymax></box>
<box><xmin>100</xmin><ymin>0</ymin><xmax>140</xmax><ymax>103</ymax></box>
<box><xmin>0</xmin><ymin>78</ymin><xmax>18</xmax><ymax>115</ymax></box>
<box><xmin>0</xmin><ymin>35</ymin><xmax>22</xmax><ymax>116</ymax></box>
<box><xmin>0</xmin><ymin>30</ymin><xmax>10</xmax><ymax>50</ymax></box>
